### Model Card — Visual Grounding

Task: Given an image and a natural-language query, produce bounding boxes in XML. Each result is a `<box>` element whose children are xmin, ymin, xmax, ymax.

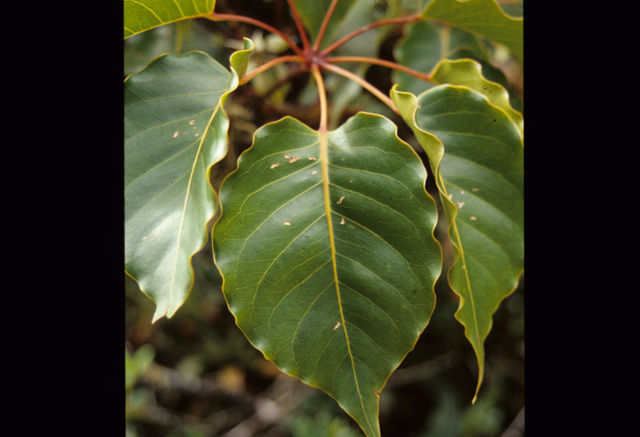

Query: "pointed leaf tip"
<box><xmin>393</xmin><ymin>84</ymin><xmax>523</xmax><ymax>403</ymax></box>
<box><xmin>125</xmin><ymin>51</ymin><xmax>235</xmax><ymax>319</ymax></box>
<box><xmin>213</xmin><ymin>113</ymin><xmax>441</xmax><ymax>436</ymax></box>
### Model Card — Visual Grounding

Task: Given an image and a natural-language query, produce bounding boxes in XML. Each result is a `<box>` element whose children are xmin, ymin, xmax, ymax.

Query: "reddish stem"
<box><xmin>239</xmin><ymin>55</ymin><xmax>305</xmax><ymax>85</ymax></box>
<box><xmin>286</xmin><ymin>0</ymin><xmax>311</xmax><ymax>52</ymax></box>
<box><xmin>313</xmin><ymin>0</ymin><xmax>340</xmax><ymax>51</ymax></box>
<box><xmin>310</xmin><ymin>65</ymin><xmax>328</xmax><ymax>131</ymax></box>
<box><xmin>319</xmin><ymin>62</ymin><xmax>398</xmax><ymax>114</ymax></box>
<box><xmin>209</xmin><ymin>12</ymin><xmax>304</xmax><ymax>57</ymax></box>
<box><xmin>259</xmin><ymin>66</ymin><xmax>307</xmax><ymax>98</ymax></box>
<box><xmin>326</xmin><ymin>56</ymin><xmax>432</xmax><ymax>82</ymax></box>
<box><xmin>321</xmin><ymin>15</ymin><xmax>421</xmax><ymax>56</ymax></box>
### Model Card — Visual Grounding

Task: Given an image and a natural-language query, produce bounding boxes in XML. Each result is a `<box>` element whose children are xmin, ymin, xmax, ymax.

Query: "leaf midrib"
<box><xmin>320</xmin><ymin>129</ymin><xmax>375</xmax><ymax>437</ymax></box>
<box><xmin>164</xmin><ymin>102</ymin><xmax>222</xmax><ymax>319</ymax></box>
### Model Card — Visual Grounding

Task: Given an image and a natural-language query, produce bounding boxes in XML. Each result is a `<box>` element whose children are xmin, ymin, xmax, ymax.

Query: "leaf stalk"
<box><xmin>286</xmin><ymin>0</ymin><xmax>312</xmax><ymax>52</ymax></box>
<box><xmin>310</xmin><ymin>65</ymin><xmax>328</xmax><ymax>131</ymax></box>
<box><xmin>327</xmin><ymin>56</ymin><xmax>432</xmax><ymax>82</ymax></box>
<box><xmin>313</xmin><ymin>0</ymin><xmax>341</xmax><ymax>51</ymax></box>
<box><xmin>321</xmin><ymin>15</ymin><xmax>422</xmax><ymax>56</ymax></box>
<box><xmin>209</xmin><ymin>13</ymin><xmax>305</xmax><ymax>57</ymax></box>
<box><xmin>239</xmin><ymin>55</ymin><xmax>305</xmax><ymax>85</ymax></box>
<box><xmin>319</xmin><ymin>62</ymin><xmax>398</xmax><ymax>114</ymax></box>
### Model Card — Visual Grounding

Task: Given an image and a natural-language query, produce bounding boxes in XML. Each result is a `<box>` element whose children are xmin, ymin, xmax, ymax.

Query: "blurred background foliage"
<box><xmin>125</xmin><ymin>1</ymin><xmax>524</xmax><ymax>435</ymax></box>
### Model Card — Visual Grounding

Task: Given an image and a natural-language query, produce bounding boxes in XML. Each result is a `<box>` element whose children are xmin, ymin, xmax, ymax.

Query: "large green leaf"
<box><xmin>421</xmin><ymin>0</ymin><xmax>523</xmax><ymax>59</ymax></box>
<box><xmin>124</xmin><ymin>0</ymin><xmax>216</xmax><ymax>38</ymax></box>
<box><xmin>213</xmin><ymin>113</ymin><xmax>441</xmax><ymax>437</ymax></box>
<box><xmin>392</xmin><ymin>84</ymin><xmax>523</xmax><ymax>401</ymax></box>
<box><xmin>125</xmin><ymin>42</ymin><xmax>253</xmax><ymax>322</ymax></box>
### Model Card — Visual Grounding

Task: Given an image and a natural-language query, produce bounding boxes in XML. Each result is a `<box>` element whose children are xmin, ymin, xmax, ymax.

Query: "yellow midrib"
<box><xmin>319</xmin><ymin>129</ymin><xmax>376</xmax><ymax>437</ymax></box>
<box><xmin>163</xmin><ymin>103</ymin><xmax>221</xmax><ymax>320</ymax></box>
<box><xmin>449</xmin><ymin>207</ymin><xmax>484</xmax><ymax>402</ymax></box>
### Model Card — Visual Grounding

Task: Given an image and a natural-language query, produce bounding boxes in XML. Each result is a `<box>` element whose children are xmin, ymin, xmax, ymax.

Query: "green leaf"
<box><xmin>213</xmin><ymin>113</ymin><xmax>441</xmax><ymax>437</ymax></box>
<box><xmin>125</xmin><ymin>45</ymin><xmax>252</xmax><ymax>322</ymax></box>
<box><xmin>292</xmin><ymin>0</ymin><xmax>357</xmax><ymax>45</ymax></box>
<box><xmin>392</xmin><ymin>84</ymin><xmax>523</xmax><ymax>402</ymax></box>
<box><xmin>392</xmin><ymin>20</ymin><xmax>441</xmax><ymax>96</ymax></box>
<box><xmin>421</xmin><ymin>0</ymin><xmax>523</xmax><ymax>59</ymax></box>
<box><xmin>124</xmin><ymin>0</ymin><xmax>216</xmax><ymax>38</ymax></box>
<box><xmin>392</xmin><ymin>20</ymin><xmax>495</xmax><ymax>96</ymax></box>
<box><xmin>430</xmin><ymin>58</ymin><xmax>523</xmax><ymax>135</ymax></box>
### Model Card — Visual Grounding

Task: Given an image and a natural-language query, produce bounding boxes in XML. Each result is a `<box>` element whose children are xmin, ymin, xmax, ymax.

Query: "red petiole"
<box><xmin>210</xmin><ymin>4</ymin><xmax>428</xmax><ymax>124</ymax></box>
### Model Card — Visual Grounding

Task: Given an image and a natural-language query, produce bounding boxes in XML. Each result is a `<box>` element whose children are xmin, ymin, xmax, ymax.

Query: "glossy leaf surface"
<box><xmin>421</xmin><ymin>0</ymin><xmax>523</xmax><ymax>59</ymax></box>
<box><xmin>392</xmin><ymin>84</ymin><xmax>523</xmax><ymax>401</ymax></box>
<box><xmin>125</xmin><ymin>49</ymin><xmax>241</xmax><ymax>322</ymax></box>
<box><xmin>124</xmin><ymin>0</ymin><xmax>216</xmax><ymax>38</ymax></box>
<box><xmin>430</xmin><ymin>58</ymin><xmax>523</xmax><ymax>135</ymax></box>
<box><xmin>392</xmin><ymin>20</ymin><xmax>442</xmax><ymax>96</ymax></box>
<box><xmin>393</xmin><ymin>19</ymin><xmax>497</xmax><ymax>95</ymax></box>
<box><xmin>213</xmin><ymin>113</ymin><xmax>441</xmax><ymax>437</ymax></box>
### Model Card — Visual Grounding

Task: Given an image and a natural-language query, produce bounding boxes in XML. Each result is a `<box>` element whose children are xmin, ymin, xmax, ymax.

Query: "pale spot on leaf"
<box><xmin>339</xmin><ymin>217</ymin><xmax>345</xmax><ymax>225</ymax></box>
<box><xmin>333</xmin><ymin>321</ymin><xmax>341</xmax><ymax>330</ymax></box>
<box><xmin>283</xmin><ymin>153</ymin><xmax>300</xmax><ymax>163</ymax></box>
<box><xmin>282</xmin><ymin>221</ymin><xmax>291</xmax><ymax>226</ymax></box>
<box><xmin>194</xmin><ymin>133</ymin><xmax>199</xmax><ymax>137</ymax></box>
<box><xmin>336</xmin><ymin>196</ymin><xmax>345</xmax><ymax>205</ymax></box>
<box><xmin>470</xmin><ymin>216</ymin><xmax>477</xmax><ymax>221</ymax></box>
<box><xmin>472</xmin><ymin>187</ymin><xmax>479</xmax><ymax>192</ymax></box>
<box><xmin>308</xmin><ymin>156</ymin><xmax>317</xmax><ymax>161</ymax></box>
<box><xmin>312</xmin><ymin>169</ymin><xmax>318</xmax><ymax>175</ymax></box>
<box><xmin>447</xmin><ymin>193</ymin><xmax>453</xmax><ymax>200</ymax></box>
<box><xmin>457</xmin><ymin>201</ymin><xmax>465</xmax><ymax>209</ymax></box>
<box><xmin>173</xmin><ymin>131</ymin><xmax>179</xmax><ymax>138</ymax></box>
<box><xmin>460</xmin><ymin>190</ymin><xmax>465</xmax><ymax>195</ymax></box>
<box><xmin>189</xmin><ymin>119</ymin><xmax>195</xmax><ymax>125</ymax></box>
<box><xmin>270</xmin><ymin>162</ymin><xmax>280</xmax><ymax>169</ymax></box>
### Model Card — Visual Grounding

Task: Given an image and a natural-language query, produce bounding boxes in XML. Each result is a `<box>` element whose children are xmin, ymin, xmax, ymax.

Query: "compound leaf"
<box><xmin>124</xmin><ymin>0</ymin><xmax>216</xmax><ymax>38</ymax></box>
<box><xmin>125</xmin><ymin>42</ymin><xmax>252</xmax><ymax>322</ymax></box>
<box><xmin>392</xmin><ymin>84</ymin><xmax>523</xmax><ymax>402</ymax></box>
<box><xmin>213</xmin><ymin>113</ymin><xmax>441</xmax><ymax>437</ymax></box>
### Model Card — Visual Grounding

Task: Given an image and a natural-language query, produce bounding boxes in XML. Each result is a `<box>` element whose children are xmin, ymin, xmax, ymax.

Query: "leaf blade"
<box><xmin>430</xmin><ymin>58</ymin><xmax>523</xmax><ymax>135</ymax></box>
<box><xmin>125</xmin><ymin>50</ymin><xmax>239</xmax><ymax>322</ymax></box>
<box><xmin>392</xmin><ymin>84</ymin><xmax>523</xmax><ymax>401</ymax></box>
<box><xmin>421</xmin><ymin>0</ymin><xmax>523</xmax><ymax>59</ymax></box>
<box><xmin>124</xmin><ymin>0</ymin><xmax>216</xmax><ymax>38</ymax></box>
<box><xmin>213</xmin><ymin>113</ymin><xmax>441</xmax><ymax>437</ymax></box>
